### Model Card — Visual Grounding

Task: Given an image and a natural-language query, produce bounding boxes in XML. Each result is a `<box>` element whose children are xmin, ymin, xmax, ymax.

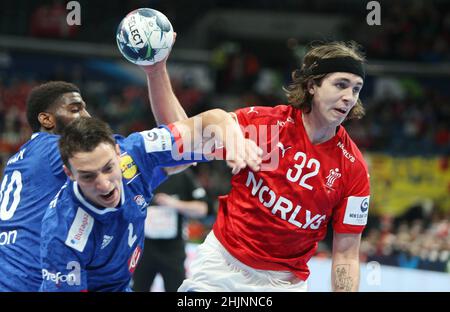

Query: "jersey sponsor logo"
<box><xmin>337</xmin><ymin>142</ymin><xmax>355</xmax><ymax>163</ymax></box>
<box><xmin>42</xmin><ymin>261</ymin><xmax>80</xmax><ymax>287</ymax></box>
<box><xmin>360</xmin><ymin>198</ymin><xmax>369</xmax><ymax>213</ymax></box>
<box><xmin>276</xmin><ymin>142</ymin><xmax>292</xmax><ymax>158</ymax></box>
<box><xmin>247</xmin><ymin>107</ymin><xmax>259</xmax><ymax>114</ymax></box>
<box><xmin>0</xmin><ymin>230</ymin><xmax>17</xmax><ymax>245</ymax></box>
<box><xmin>42</xmin><ymin>269</ymin><xmax>77</xmax><ymax>285</ymax></box>
<box><xmin>128</xmin><ymin>245</ymin><xmax>142</xmax><ymax>273</ymax></box>
<box><xmin>120</xmin><ymin>155</ymin><xmax>138</xmax><ymax>180</ymax></box>
<box><xmin>245</xmin><ymin>171</ymin><xmax>326</xmax><ymax>230</ymax></box>
<box><xmin>100</xmin><ymin>235</ymin><xmax>114</xmax><ymax>249</ymax></box>
<box><xmin>343</xmin><ymin>196</ymin><xmax>370</xmax><ymax>226</ymax></box>
<box><xmin>146</xmin><ymin>131</ymin><xmax>158</xmax><ymax>142</ymax></box>
<box><xmin>6</xmin><ymin>148</ymin><xmax>26</xmax><ymax>166</ymax></box>
<box><xmin>65</xmin><ymin>208</ymin><xmax>94</xmax><ymax>252</ymax></box>
<box><xmin>140</xmin><ymin>128</ymin><xmax>172</xmax><ymax>153</ymax></box>
<box><xmin>325</xmin><ymin>168</ymin><xmax>341</xmax><ymax>189</ymax></box>
<box><xmin>276</xmin><ymin>117</ymin><xmax>295</xmax><ymax>127</ymax></box>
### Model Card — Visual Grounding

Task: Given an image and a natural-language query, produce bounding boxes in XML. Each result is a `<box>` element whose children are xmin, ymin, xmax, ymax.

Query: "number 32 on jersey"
<box><xmin>286</xmin><ymin>152</ymin><xmax>320</xmax><ymax>190</ymax></box>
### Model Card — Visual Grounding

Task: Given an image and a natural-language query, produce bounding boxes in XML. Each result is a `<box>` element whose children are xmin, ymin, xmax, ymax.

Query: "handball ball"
<box><xmin>116</xmin><ymin>8</ymin><xmax>174</xmax><ymax>66</ymax></box>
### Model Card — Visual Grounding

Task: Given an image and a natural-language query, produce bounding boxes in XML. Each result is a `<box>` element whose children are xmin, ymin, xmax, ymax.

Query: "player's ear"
<box><xmin>307</xmin><ymin>80</ymin><xmax>315</xmax><ymax>95</ymax></box>
<box><xmin>63</xmin><ymin>165</ymin><xmax>74</xmax><ymax>181</ymax></box>
<box><xmin>115</xmin><ymin>144</ymin><xmax>120</xmax><ymax>157</ymax></box>
<box><xmin>38</xmin><ymin>112</ymin><xmax>55</xmax><ymax>131</ymax></box>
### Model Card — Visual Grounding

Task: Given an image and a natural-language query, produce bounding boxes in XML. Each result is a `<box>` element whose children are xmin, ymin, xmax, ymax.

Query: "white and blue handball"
<box><xmin>116</xmin><ymin>8</ymin><xmax>174</xmax><ymax>65</ymax></box>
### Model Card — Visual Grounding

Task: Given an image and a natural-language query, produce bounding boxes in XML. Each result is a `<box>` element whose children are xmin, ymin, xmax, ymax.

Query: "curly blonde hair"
<box><xmin>283</xmin><ymin>41</ymin><xmax>366</xmax><ymax>120</ymax></box>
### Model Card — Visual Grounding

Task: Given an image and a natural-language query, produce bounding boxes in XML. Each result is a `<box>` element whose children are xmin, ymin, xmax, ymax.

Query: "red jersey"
<box><xmin>213</xmin><ymin>105</ymin><xmax>370</xmax><ymax>281</ymax></box>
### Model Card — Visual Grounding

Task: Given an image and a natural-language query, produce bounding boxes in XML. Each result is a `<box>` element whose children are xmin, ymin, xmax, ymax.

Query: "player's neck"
<box><xmin>39</xmin><ymin>127</ymin><xmax>57</xmax><ymax>134</ymax></box>
<box><xmin>301</xmin><ymin>112</ymin><xmax>337</xmax><ymax>145</ymax></box>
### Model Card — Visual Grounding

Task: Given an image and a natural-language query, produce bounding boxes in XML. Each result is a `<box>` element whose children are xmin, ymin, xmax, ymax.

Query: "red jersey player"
<box><xmin>178</xmin><ymin>41</ymin><xmax>370</xmax><ymax>292</ymax></box>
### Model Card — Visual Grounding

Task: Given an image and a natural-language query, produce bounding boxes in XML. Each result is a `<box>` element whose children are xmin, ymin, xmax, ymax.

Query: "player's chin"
<box><xmin>328</xmin><ymin>112</ymin><xmax>345</xmax><ymax>125</ymax></box>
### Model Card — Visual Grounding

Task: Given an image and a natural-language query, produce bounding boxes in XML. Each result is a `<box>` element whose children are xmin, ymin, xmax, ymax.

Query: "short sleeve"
<box><xmin>332</xmin><ymin>160</ymin><xmax>371</xmax><ymax>234</ymax></box>
<box><xmin>120</xmin><ymin>126</ymin><xmax>198</xmax><ymax>179</ymax></box>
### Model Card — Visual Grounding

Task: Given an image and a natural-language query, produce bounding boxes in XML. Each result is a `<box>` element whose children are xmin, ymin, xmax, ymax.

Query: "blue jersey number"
<box><xmin>0</xmin><ymin>170</ymin><xmax>23</xmax><ymax>221</ymax></box>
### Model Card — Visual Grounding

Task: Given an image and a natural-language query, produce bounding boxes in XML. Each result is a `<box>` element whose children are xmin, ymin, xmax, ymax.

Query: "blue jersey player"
<box><xmin>39</xmin><ymin>115</ymin><xmax>262</xmax><ymax>291</ymax></box>
<box><xmin>0</xmin><ymin>82</ymin><xmax>90</xmax><ymax>291</ymax></box>
<box><xmin>0</xmin><ymin>56</ymin><xmax>190</xmax><ymax>291</ymax></box>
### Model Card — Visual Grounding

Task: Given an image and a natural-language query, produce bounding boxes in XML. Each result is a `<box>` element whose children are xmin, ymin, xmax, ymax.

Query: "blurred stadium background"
<box><xmin>0</xmin><ymin>0</ymin><xmax>449</xmax><ymax>291</ymax></box>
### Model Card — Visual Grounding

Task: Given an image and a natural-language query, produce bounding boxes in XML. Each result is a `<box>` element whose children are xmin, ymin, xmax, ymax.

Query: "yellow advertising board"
<box><xmin>366</xmin><ymin>153</ymin><xmax>450</xmax><ymax>216</ymax></box>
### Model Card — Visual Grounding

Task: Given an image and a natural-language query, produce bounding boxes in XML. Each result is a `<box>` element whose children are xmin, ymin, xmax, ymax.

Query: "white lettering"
<box><xmin>259</xmin><ymin>186</ymin><xmax>276</xmax><ymax>207</ymax></box>
<box><xmin>66</xmin><ymin>261</ymin><xmax>81</xmax><ymax>286</ymax></box>
<box><xmin>302</xmin><ymin>210</ymin><xmax>321</xmax><ymax>229</ymax></box>
<box><xmin>42</xmin><ymin>269</ymin><xmax>77</xmax><ymax>284</ymax></box>
<box><xmin>288</xmin><ymin>205</ymin><xmax>303</xmax><ymax>227</ymax></box>
<box><xmin>310</xmin><ymin>215</ymin><xmax>326</xmax><ymax>230</ymax></box>
<box><xmin>245</xmin><ymin>171</ymin><xmax>325</xmax><ymax>230</ymax></box>
<box><xmin>0</xmin><ymin>230</ymin><xmax>17</xmax><ymax>245</ymax></box>
<box><xmin>66</xmin><ymin>1</ymin><xmax>81</xmax><ymax>26</ymax></box>
<box><xmin>245</xmin><ymin>171</ymin><xmax>263</xmax><ymax>195</ymax></box>
<box><xmin>337</xmin><ymin>142</ymin><xmax>355</xmax><ymax>163</ymax></box>
<box><xmin>366</xmin><ymin>1</ymin><xmax>381</xmax><ymax>26</ymax></box>
<box><xmin>271</xmin><ymin>196</ymin><xmax>293</xmax><ymax>220</ymax></box>
<box><xmin>128</xmin><ymin>223</ymin><xmax>137</xmax><ymax>247</ymax></box>
<box><xmin>6</xmin><ymin>149</ymin><xmax>26</xmax><ymax>166</ymax></box>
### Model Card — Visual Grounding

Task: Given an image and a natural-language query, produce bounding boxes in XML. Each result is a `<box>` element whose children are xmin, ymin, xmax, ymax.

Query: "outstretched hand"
<box><xmin>139</xmin><ymin>32</ymin><xmax>177</xmax><ymax>75</ymax></box>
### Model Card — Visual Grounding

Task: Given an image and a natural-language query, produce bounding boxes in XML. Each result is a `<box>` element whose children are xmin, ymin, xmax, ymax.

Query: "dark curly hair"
<box><xmin>26</xmin><ymin>81</ymin><xmax>81</xmax><ymax>132</ymax></box>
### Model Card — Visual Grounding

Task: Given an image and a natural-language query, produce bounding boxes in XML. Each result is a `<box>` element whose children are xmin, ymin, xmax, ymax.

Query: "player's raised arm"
<box><xmin>172</xmin><ymin>109</ymin><xmax>263</xmax><ymax>174</ymax></box>
<box><xmin>116</xmin><ymin>9</ymin><xmax>186</xmax><ymax>125</ymax></box>
<box><xmin>140</xmin><ymin>35</ymin><xmax>188</xmax><ymax>125</ymax></box>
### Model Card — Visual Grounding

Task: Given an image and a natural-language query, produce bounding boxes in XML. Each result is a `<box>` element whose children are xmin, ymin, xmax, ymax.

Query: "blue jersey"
<box><xmin>0</xmin><ymin>133</ymin><xmax>65</xmax><ymax>291</ymax></box>
<box><xmin>39</xmin><ymin>126</ymin><xmax>187</xmax><ymax>292</ymax></box>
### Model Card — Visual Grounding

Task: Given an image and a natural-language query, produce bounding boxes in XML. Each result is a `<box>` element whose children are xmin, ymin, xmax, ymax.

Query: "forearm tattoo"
<box><xmin>334</xmin><ymin>264</ymin><xmax>353</xmax><ymax>291</ymax></box>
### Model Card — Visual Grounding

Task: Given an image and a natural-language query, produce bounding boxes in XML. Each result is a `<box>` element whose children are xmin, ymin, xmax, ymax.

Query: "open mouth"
<box><xmin>334</xmin><ymin>108</ymin><xmax>347</xmax><ymax>114</ymax></box>
<box><xmin>101</xmin><ymin>188</ymin><xmax>116</xmax><ymax>201</ymax></box>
